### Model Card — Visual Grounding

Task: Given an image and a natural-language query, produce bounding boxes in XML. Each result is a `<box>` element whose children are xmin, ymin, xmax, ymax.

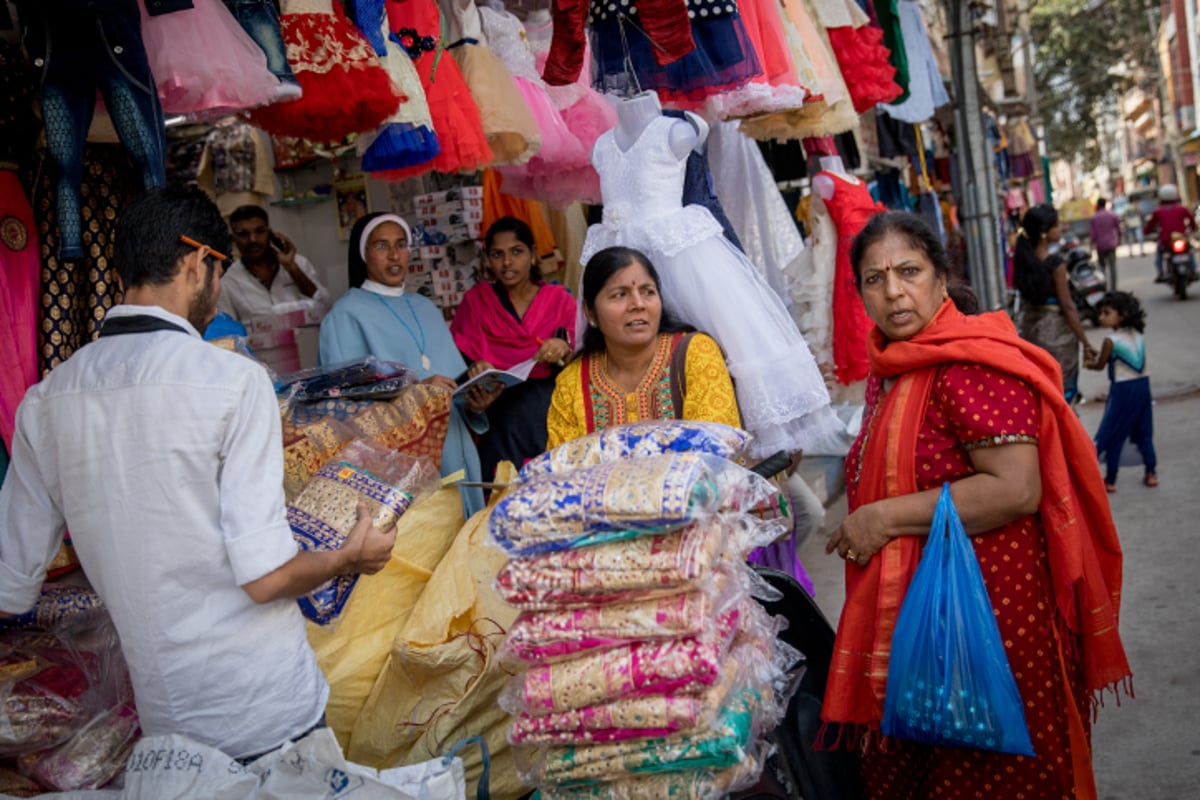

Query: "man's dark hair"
<box><xmin>114</xmin><ymin>187</ymin><xmax>232</xmax><ymax>290</ymax></box>
<box><xmin>1097</xmin><ymin>197</ymin><xmax>1108</xmax><ymax>209</ymax></box>
<box><xmin>229</xmin><ymin>205</ymin><xmax>270</xmax><ymax>227</ymax></box>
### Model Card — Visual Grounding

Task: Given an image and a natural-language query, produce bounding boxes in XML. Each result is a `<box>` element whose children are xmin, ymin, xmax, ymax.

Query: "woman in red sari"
<box><xmin>451</xmin><ymin>217</ymin><xmax>577</xmax><ymax>479</ymax></box>
<box><xmin>823</xmin><ymin>212</ymin><xmax>1131</xmax><ymax>799</ymax></box>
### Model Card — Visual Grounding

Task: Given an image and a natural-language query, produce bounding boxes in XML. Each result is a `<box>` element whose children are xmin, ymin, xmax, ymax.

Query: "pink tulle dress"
<box><xmin>481</xmin><ymin>6</ymin><xmax>596</xmax><ymax>208</ymax></box>
<box><xmin>138</xmin><ymin>0</ymin><xmax>281</xmax><ymax>118</ymax></box>
<box><xmin>526</xmin><ymin>18</ymin><xmax>616</xmax><ymax>206</ymax></box>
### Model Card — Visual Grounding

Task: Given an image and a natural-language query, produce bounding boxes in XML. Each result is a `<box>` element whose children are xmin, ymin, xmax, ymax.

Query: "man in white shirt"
<box><xmin>0</xmin><ymin>187</ymin><xmax>395</xmax><ymax>760</ymax></box>
<box><xmin>217</xmin><ymin>205</ymin><xmax>330</xmax><ymax>322</ymax></box>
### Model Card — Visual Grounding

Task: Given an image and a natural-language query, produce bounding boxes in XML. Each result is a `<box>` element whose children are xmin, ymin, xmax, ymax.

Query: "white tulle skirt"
<box><xmin>580</xmin><ymin>207</ymin><xmax>839</xmax><ymax>457</ymax></box>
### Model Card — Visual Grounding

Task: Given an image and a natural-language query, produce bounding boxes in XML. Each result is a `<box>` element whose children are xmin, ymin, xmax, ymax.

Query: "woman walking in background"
<box><xmin>1013</xmin><ymin>203</ymin><xmax>1096</xmax><ymax>403</ymax></box>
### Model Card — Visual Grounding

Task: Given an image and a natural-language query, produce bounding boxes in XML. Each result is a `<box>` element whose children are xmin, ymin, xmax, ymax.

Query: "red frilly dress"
<box><xmin>249</xmin><ymin>0</ymin><xmax>403</xmax><ymax>143</ymax></box>
<box><xmin>371</xmin><ymin>0</ymin><xmax>493</xmax><ymax>179</ymax></box>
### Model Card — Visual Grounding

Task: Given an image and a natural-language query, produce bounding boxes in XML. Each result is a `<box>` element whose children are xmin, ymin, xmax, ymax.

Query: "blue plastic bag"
<box><xmin>881</xmin><ymin>484</ymin><xmax>1035</xmax><ymax>756</ymax></box>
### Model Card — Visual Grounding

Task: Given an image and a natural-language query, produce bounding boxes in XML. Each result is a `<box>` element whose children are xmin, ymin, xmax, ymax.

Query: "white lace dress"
<box><xmin>580</xmin><ymin>116</ymin><xmax>838</xmax><ymax>456</ymax></box>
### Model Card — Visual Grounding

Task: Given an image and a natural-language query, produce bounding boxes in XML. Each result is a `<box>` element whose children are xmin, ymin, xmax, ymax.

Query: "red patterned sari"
<box><xmin>826</xmin><ymin>301</ymin><xmax>1131</xmax><ymax>800</ymax></box>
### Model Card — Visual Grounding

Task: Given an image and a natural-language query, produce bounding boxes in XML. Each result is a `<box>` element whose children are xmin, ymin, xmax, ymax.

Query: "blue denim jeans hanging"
<box><xmin>221</xmin><ymin>0</ymin><xmax>298</xmax><ymax>85</ymax></box>
<box><xmin>25</xmin><ymin>0</ymin><xmax>167</xmax><ymax>259</ymax></box>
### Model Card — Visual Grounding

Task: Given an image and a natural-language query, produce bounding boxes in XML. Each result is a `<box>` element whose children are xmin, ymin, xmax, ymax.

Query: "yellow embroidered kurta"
<box><xmin>546</xmin><ymin>333</ymin><xmax>741</xmax><ymax>448</ymax></box>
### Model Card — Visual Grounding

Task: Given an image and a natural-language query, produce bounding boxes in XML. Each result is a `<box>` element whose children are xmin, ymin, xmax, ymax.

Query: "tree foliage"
<box><xmin>1031</xmin><ymin>0</ymin><xmax>1156</xmax><ymax>168</ymax></box>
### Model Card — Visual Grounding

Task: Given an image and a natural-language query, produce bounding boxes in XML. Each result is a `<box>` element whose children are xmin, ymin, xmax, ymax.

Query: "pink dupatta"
<box><xmin>450</xmin><ymin>282</ymin><xmax>577</xmax><ymax>380</ymax></box>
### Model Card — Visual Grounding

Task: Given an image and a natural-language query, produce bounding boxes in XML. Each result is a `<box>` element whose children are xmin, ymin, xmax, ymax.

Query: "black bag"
<box><xmin>736</xmin><ymin>567</ymin><xmax>865</xmax><ymax>800</ymax></box>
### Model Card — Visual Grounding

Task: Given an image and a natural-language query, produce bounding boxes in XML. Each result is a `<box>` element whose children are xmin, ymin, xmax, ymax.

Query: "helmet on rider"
<box><xmin>1158</xmin><ymin>183</ymin><xmax>1180</xmax><ymax>202</ymax></box>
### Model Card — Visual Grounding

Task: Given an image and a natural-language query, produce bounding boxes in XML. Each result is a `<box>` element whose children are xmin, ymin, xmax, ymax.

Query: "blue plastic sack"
<box><xmin>881</xmin><ymin>484</ymin><xmax>1035</xmax><ymax>756</ymax></box>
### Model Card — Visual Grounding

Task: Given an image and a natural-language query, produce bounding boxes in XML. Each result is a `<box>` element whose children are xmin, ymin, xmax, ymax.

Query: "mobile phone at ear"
<box><xmin>269</xmin><ymin>232</ymin><xmax>287</xmax><ymax>251</ymax></box>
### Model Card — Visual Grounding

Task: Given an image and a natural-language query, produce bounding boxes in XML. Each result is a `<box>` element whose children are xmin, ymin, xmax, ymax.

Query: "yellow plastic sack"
<box><xmin>306</xmin><ymin>485</ymin><xmax>465</xmax><ymax>745</ymax></box>
<box><xmin>348</xmin><ymin>464</ymin><xmax>524</xmax><ymax>800</ymax></box>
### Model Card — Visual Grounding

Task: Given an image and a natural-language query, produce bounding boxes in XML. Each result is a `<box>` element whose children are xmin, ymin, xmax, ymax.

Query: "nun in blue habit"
<box><xmin>319</xmin><ymin>213</ymin><xmax>500</xmax><ymax>518</ymax></box>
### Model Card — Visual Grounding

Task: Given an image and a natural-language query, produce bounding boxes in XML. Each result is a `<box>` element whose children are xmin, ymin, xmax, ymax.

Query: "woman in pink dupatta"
<box><xmin>451</xmin><ymin>217</ymin><xmax>577</xmax><ymax>479</ymax></box>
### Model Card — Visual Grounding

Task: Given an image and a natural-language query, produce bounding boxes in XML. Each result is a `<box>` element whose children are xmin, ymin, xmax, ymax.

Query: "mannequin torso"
<box><xmin>613</xmin><ymin>92</ymin><xmax>700</xmax><ymax>160</ymax></box>
<box><xmin>813</xmin><ymin>155</ymin><xmax>859</xmax><ymax>200</ymax></box>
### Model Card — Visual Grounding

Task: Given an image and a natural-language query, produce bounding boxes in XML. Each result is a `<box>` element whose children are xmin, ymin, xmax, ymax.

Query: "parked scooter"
<box><xmin>1061</xmin><ymin>234</ymin><xmax>1107</xmax><ymax>325</ymax></box>
<box><xmin>1165</xmin><ymin>232</ymin><xmax>1197</xmax><ymax>300</ymax></box>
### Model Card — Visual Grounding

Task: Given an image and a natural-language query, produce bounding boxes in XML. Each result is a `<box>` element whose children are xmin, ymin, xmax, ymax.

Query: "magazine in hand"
<box><xmin>453</xmin><ymin>358</ymin><xmax>537</xmax><ymax>397</ymax></box>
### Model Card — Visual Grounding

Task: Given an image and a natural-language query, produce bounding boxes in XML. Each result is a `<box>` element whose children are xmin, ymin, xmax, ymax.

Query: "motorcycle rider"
<box><xmin>1143</xmin><ymin>184</ymin><xmax>1197</xmax><ymax>282</ymax></box>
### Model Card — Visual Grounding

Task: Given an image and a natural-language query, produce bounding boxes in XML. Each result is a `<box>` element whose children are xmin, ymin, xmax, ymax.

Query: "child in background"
<box><xmin>1085</xmin><ymin>291</ymin><xmax>1157</xmax><ymax>492</ymax></box>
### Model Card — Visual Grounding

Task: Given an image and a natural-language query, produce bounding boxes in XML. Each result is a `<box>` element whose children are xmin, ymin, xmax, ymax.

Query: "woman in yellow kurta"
<box><xmin>547</xmin><ymin>246</ymin><xmax>740</xmax><ymax>447</ymax></box>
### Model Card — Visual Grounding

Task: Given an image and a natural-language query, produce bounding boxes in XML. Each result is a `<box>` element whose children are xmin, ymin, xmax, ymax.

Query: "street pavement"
<box><xmin>796</xmin><ymin>249</ymin><xmax>1200</xmax><ymax>798</ymax></box>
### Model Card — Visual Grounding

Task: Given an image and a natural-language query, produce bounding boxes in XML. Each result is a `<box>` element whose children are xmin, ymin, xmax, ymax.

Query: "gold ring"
<box><xmin>845</xmin><ymin>548</ymin><xmax>856</xmax><ymax>561</ymax></box>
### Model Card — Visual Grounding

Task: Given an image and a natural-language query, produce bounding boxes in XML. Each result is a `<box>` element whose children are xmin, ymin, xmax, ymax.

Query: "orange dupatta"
<box><xmin>823</xmin><ymin>301</ymin><xmax>1131</xmax><ymax>731</ymax></box>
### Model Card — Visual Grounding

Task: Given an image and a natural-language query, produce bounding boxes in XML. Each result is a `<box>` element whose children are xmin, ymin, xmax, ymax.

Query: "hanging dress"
<box><xmin>877</xmin><ymin>0</ymin><xmax>949</xmax><ymax>123</ymax></box>
<box><xmin>707</xmin><ymin>120</ymin><xmax>801</xmax><ymax>304</ymax></box>
<box><xmin>580</xmin><ymin>116</ymin><xmax>838</xmax><ymax>457</ymax></box>
<box><xmin>346</xmin><ymin>0</ymin><xmax>440</xmax><ymax>172</ymax></box>
<box><xmin>526</xmin><ymin>17</ymin><xmax>617</xmax><ymax>207</ymax></box>
<box><xmin>592</xmin><ymin>0</ymin><xmax>763</xmax><ymax>103</ymax></box>
<box><xmin>371</xmin><ymin>0</ymin><xmax>493</xmax><ymax>180</ymax></box>
<box><xmin>818</xmin><ymin>170</ymin><xmax>883</xmax><ymax>384</ymax></box>
<box><xmin>0</xmin><ymin>41</ymin><xmax>40</xmax><ymax>452</ymax></box>
<box><xmin>810</xmin><ymin>0</ymin><xmax>900</xmax><ymax>113</ymax></box>
<box><xmin>480</xmin><ymin>6</ymin><xmax>592</xmax><ymax>205</ymax></box>
<box><xmin>248</xmin><ymin>0</ymin><xmax>404</xmax><ymax>143</ymax></box>
<box><xmin>138</xmin><ymin>0</ymin><xmax>281</xmax><ymax>119</ymax></box>
<box><xmin>440</xmin><ymin>0</ymin><xmax>541</xmax><ymax>166</ymax></box>
<box><xmin>738</xmin><ymin>0</ymin><xmax>858</xmax><ymax>140</ymax></box>
<box><xmin>688</xmin><ymin>0</ymin><xmax>809</xmax><ymax>119</ymax></box>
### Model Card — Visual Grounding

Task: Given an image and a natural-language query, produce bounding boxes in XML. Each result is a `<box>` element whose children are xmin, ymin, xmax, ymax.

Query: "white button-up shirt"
<box><xmin>216</xmin><ymin>254</ymin><xmax>330</xmax><ymax>322</ymax></box>
<box><xmin>0</xmin><ymin>305</ymin><xmax>327</xmax><ymax>759</ymax></box>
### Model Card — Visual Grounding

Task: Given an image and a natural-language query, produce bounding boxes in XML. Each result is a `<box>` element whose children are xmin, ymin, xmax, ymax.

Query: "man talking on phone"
<box><xmin>218</xmin><ymin>205</ymin><xmax>330</xmax><ymax>323</ymax></box>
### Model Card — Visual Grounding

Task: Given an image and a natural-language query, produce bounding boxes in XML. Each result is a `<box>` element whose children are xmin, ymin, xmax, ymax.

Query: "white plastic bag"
<box><xmin>37</xmin><ymin>728</ymin><xmax>467</xmax><ymax>800</ymax></box>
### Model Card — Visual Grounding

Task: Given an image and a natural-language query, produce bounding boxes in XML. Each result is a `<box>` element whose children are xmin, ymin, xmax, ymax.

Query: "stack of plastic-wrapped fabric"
<box><xmin>487</xmin><ymin>421</ymin><xmax>802</xmax><ymax>799</ymax></box>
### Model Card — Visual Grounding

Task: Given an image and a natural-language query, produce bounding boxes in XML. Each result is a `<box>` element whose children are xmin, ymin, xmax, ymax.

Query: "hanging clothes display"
<box><xmin>541</xmin><ymin>0</ymin><xmax>696</xmax><ymax>87</ymax></box>
<box><xmin>786</xmin><ymin>192</ymin><xmax>835</xmax><ymax>365</ymax></box>
<box><xmin>481</xmin><ymin>169</ymin><xmax>560</xmax><ymax>262</ymax></box>
<box><xmin>371</xmin><ymin>0</ymin><xmax>494</xmax><ymax>180</ymax></box>
<box><xmin>440</xmin><ymin>0</ymin><xmax>541</xmax><ymax>166</ymax></box>
<box><xmin>810</xmin><ymin>0</ymin><xmax>900</xmax><ymax>113</ymax></box>
<box><xmin>525</xmin><ymin>15</ymin><xmax>617</xmax><ymax>207</ymax></box>
<box><xmin>707</xmin><ymin>119</ymin><xmax>801</xmax><ymax>300</ymax></box>
<box><xmin>1007</xmin><ymin>117</ymin><xmax>1037</xmax><ymax>179</ymax></box>
<box><xmin>34</xmin><ymin>144</ymin><xmax>143</xmax><ymax>373</ymax></box>
<box><xmin>547</xmin><ymin>202</ymin><xmax>589</xmax><ymax>293</ymax></box>
<box><xmin>248</xmin><ymin>0</ymin><xmax>404</xmax><ymax>143</ymax></box>
<box><xmin>738</xmin><ymin>0</ymin><xmax>858</xmax><ymax>140</ymax></box>
<box><xmin>138</xmin><ymin>0</ymin><xmax>281</xmax><ymax>119</ymax></box>
<box><xmin>580</xmin><ymin>114</ymin><xmax>838</xmax><ymax>457</ymax></box>
<box><xmin>0</xmin><ymin>40</ymin><xmax>39</xmax><ymax>452</ymax></box>
<box><xmin>663</xmin><ymin>109</ymin><xmax>741</xmax><ymax>250</ymax></box>
<box><xmin>877</xmin><ymin>0</ymin><xmax>948</xmax><ymax>123</ymax></box>
<box><xmin>873</xmin><ymin>0</ymin><xmax>909</xmax><ymax>103</ymax></box>
<box><xmin>689</xmin><ymin>0</ymin><xmax>808</xmax><ymax>119</ymax></box>
<box><xmin>816</xmin><ymin>169</ymin><xmax>882</xmax><ymax>384</ymax></box>
<box><xmin>346</xmin><ymin>0</ymin><xmax>441</xmax><ymax>172</ymax></box>
<box><xmin>543</xmin><ymin>0</ymin><xmax>762</xmax><ymax>102</ymax></box>
<box><xmin>481</xmin><ymin>5</ymin><xmax>592</xmax><ymax>203</ymax></box>
<box><xmin>196</xmin><ymin>119</ymin><xmax>276</xmax><ymax>216</ymax></box>
<box><xmin>220</xmin><ymin>0</ymin><xmax>302</xmax><ymax>91</ymax></box>
<box><xmin>24</xmin><ymin>0</ymin><xmax>167</xmax><ymax>261</ymax></box>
